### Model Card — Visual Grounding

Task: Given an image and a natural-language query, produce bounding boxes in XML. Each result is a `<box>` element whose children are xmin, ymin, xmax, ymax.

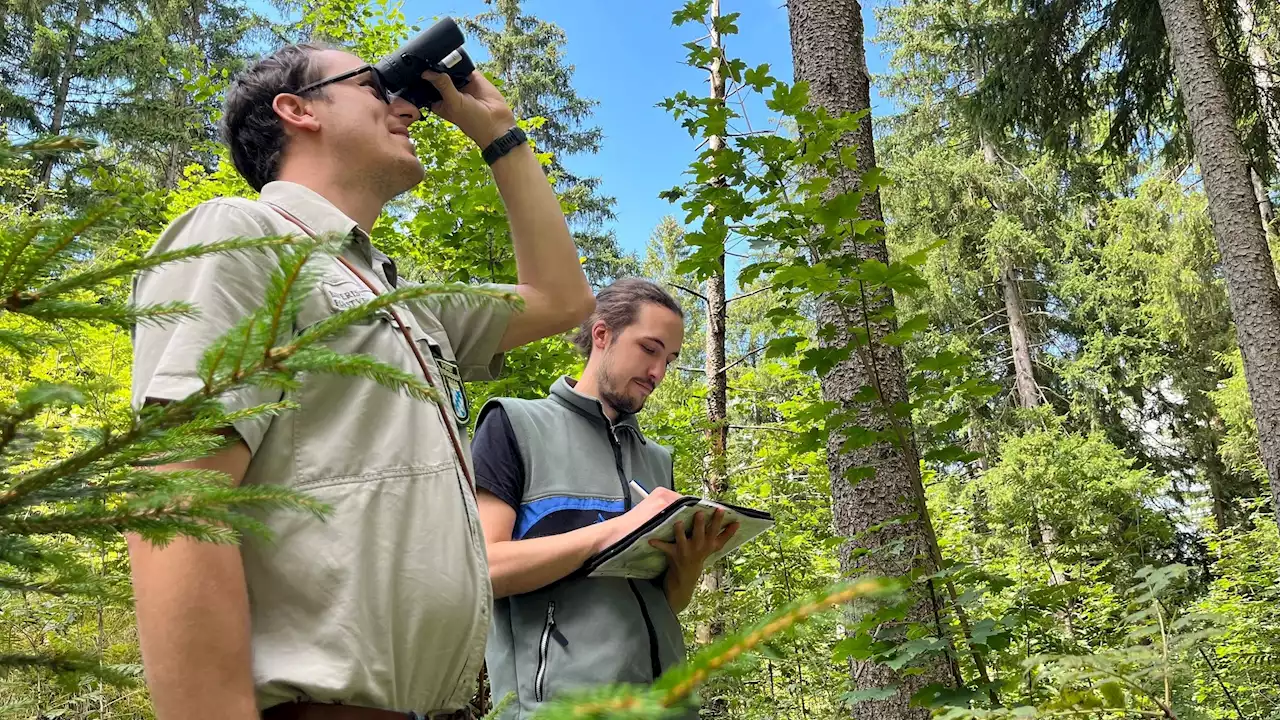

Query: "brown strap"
<box><xmin>263</xmin><ymin>202</ymin><xmax>475</xmax><ymax>492</ymax></box>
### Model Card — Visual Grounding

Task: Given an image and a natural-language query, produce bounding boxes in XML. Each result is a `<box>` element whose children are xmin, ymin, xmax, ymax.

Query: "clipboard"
<box><xmin>579</xmin><ymin>496</ymin><xmax>774</xmax><ymax>580</ymax></box>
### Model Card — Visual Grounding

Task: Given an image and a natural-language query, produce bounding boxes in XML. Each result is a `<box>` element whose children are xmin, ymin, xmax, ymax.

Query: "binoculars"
<box><xmin>375</xmin><ymin>16</ymin><xmax>476</xmax><ymax>108</ymax></box>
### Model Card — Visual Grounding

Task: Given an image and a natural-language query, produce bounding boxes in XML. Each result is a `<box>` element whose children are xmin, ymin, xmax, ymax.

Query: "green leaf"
<box><xmin>744</xmin><ymin>63</ymin><xmax>773</xmax><ymax>92</ymax></box>
<box><xmin>861</xmin><ymin>165</ymin><xmax>892</xmax><ymax>191</ymax></box>
<box><xmin>765</xmin><ymin>335</ymin><xmax>804</xmax><ymax>358</ymax></box>
<box><xmin>799</xmin><ymin>345</ymin><xmax>852</xmax><ymax>375</ymax></box>
<box><xmin>711</xmin><ymin>11</ymin><xmax>740</xmax><ymax>35</ymax></box>
<box><xmin>833</xmin><ymin>634</ymin><xmax>875</xmax><ymax>661</ymax></box>
<box><xmin>671</xmin><ymin>0</ymin><xmax>712</xmax><ymax>25</ymax></box>
<box><xmin>1099</xmin><ymin>680</ymin><xmax>1126</xmax><ymax>708</ymax></box>
<box><xmin>766</xmin><ymin>82</ymin><xmax>808</xmax><ymax>115</ymax></box>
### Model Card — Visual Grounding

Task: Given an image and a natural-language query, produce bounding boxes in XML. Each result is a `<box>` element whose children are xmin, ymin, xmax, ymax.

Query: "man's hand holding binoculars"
<box><xmin>422</xmin><ymin>70</ymin><xmax>518</xmax><ymax>151</ymax></box>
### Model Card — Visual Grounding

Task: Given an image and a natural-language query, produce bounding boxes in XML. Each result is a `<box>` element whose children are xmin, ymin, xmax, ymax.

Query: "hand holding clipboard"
<box><xmin>578</xmin><ymin>485</ymin><xmax>775</xmax><ymax>580</ymax></box>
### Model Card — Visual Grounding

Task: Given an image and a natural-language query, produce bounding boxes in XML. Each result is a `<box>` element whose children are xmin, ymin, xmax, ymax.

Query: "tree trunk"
<box><xmin>1001</xmin><ymin>260</ymin><xmax>1041</xmax><ymax>409</ymax></box>
<box><xmin>1252</xmin><ymin>166</ymin><xmax>1275</xmax><ymax>233</ymax></box>
<box><xmin>1236</xmin><ymin>0</ymin><xmax>1277</xmax><ymax>231</ymax></box>
<box><xmin>1158</xmin><ymin>0</ymin><xmax>1280</xmax><ymax>526</ymax></box>
<box><xmin>1236</xmin><ymin>0</ymin><xmax>1279</xmax><ymax>162</ymax></box>
<box><xmin>977</xmin><ymin>133</ymin><xmax>1041</xmax><ymax>410</ymax></box>
<box><xmin>37</xmin><ymin>0</ymin><xmax>91</xmax><ymax>190</ymax></box>
<box><xmin>788</xmin><ymin>0</ymin><xmax>955</xmax><ymax>716</ymax></box>
<box><xmin>698</xmin><ymin>4</ymin><xmax>730</xmax><ymax>715</ymax></box>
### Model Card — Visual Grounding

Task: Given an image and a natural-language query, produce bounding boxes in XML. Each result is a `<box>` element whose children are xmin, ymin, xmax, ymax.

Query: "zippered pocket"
<box><xmin>535</xmin><ymin>601</ymin><xmax>567</xmax><ymax>702</ymax></box>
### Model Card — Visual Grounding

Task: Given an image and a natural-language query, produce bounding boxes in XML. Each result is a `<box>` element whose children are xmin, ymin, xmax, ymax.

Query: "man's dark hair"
<box><xmin>221</xmin><ymin>44</ymin><xmax>330</xmax><ymax>191</ymax></box>
<box><xmin>572</xmin><ymin>278</ymin><xmax>684</xmax><ymax>358</ymax></box>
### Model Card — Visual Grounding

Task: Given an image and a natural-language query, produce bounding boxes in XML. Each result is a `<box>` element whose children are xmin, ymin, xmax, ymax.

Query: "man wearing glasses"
<box><xmin>127</xmin><ymin>45</ymin><xmax>594</xmax><ymax>720</ymax></box>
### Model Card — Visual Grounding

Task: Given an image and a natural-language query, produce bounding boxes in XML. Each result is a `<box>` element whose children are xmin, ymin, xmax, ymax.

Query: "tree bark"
<box><xmin>1252</xmin><ymin>166</ymin><xmax>1275</xmax><ymax>233</ymax></box>
<box><xmin>976</xmin><ymin>132</ymin><xmax>1041</xmax><ymax>409</ymax></box>
<box><xmin>788</xmin><ymin>0</ymin><xmax>954</xmax><ymax>716</ymax></box>
<box><xmin>1236</xmin><ymin>0</ymin><xmax>1277</xmax><ymax>231</ymax></box>
<box><xmin>697</xmin><ymin>5</ymin><xmax>730</xmax><ymax>716</ymax></box>
<box><xmin>1158</xmin><ymin>0</ymin><xmax>1280</xmax><ymax>526</ymax></box>
<box><xmin>1236</xmin><ymin>0</ymin><xmax>1279</xmax><ymax>163</ymax></box>
<box><xmin>1001</xmin><ymin>259</ymin><xmax>1041</xmax><ymax>409</ymax></box>
<box><xmin>37</xmin><ymin>0</ymin><xmax>91</xmax><ymax>190</ymax></box>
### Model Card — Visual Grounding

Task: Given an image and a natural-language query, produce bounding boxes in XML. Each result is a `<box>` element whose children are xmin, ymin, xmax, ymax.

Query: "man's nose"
<box><xmin>391</xmin><ymin>96</ymin><xmax>421</xmax><ymax>124</ymax></box>
<box><xmin>651</xmin><ymin>362</ymin><xmax>666</xmax><ymax>386</ymax></box>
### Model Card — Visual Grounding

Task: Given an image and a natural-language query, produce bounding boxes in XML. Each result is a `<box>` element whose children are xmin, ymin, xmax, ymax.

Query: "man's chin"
<box><xmin>388</xmin><ymin>160</ymin><xmax>426</xmax><ymax>196</ymax></box>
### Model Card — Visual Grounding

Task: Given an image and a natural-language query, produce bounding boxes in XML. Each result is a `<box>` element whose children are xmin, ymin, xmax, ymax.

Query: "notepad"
<box><xmin>580</xmin><ymin>496</ymin><xmax>775</xmax><ymax>580</ymax></box>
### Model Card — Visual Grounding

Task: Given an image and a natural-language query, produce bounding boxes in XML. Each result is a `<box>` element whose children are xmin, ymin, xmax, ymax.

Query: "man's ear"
<box><xmin>591</xmin><ymin>320</ymin><xmax>611</xmax><ymax>351</ymax></box>
<box><xmin>272</xmin><ymin>93</ymin><xmax>321</xmax><ymax>135</ymax></box>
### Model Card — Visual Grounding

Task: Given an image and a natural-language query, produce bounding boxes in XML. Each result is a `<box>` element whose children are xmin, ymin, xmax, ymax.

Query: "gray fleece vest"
<box><xmin>482</xmin><ymin>377</ymin><xmax>692</xmax><ymax>719</ymax></box>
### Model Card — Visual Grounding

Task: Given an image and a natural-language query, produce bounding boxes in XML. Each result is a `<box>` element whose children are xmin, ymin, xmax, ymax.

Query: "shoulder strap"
<box><xmin>263</xmin><ymin>201</ymin><xmax>476</xmax><ymax>492</ymax></box>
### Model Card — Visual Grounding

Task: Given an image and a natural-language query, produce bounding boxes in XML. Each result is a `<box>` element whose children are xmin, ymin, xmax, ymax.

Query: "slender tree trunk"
<box><xmin>1158</xmin><ymin>0</ymin><xmax>1280</xmax><ymax>526</ymax></box>
<box><xmin>1236</xmin><ymin>0</ymin><xmax>1277</xmax><ymax>231</ymax></box>
<box><xmin>788</xmin><ymin>0</ymin><xmax>954</xmax><ymax>716</ymax></box>
<box><xmin>1001</xmin><ymin>260</ymin><xmax>1041</xmax><ymax>409</ymax></box>
<box><xmin>37</xmin><ymin>0</ymin><xmax>91</xmax><ymax>190</ymax></box>
<box><xmin>1252</xmin><ymin>166</ymin><xmax>1275</xmax><ymax>232</ymax></box>
<box><xmin>977</xmin><ymin>133</ymin><xmax>1041</xmax><ymax>409</ymax></box>
<box><xmin>698</xmin><ymin>5</ymin><xmax>730</xmax><ymax>716</ymax></box>
<box><xmin>1236</xmin><ymin>0</ymin><xmax>1279</xmax><ymax>160</ymax></box>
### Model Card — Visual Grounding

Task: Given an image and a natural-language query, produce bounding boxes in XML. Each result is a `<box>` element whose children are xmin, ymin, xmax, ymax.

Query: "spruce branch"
<box><xmin>0</xmin><ymin>327</ymin><xmax>51</xmax><ymax>356</ymax></box>
<box><xmin>20</xmin><ymin>298</ymin><xmax>198</xmax><ymax>327</ymax></box>
<box><xmin>0</xmin><ymin>135</ymin><xmax>96</xmax><ymax>161</ymax></box>
<box><xmin>0</xmin><ymin>653</ymin><xmax>138</xmax><ymax>687</ymax></box>
<box><xmin>0</xmin><ymin>220</ymin><xmax>42</xmax><ymax>296</ymax></box>
<box><xmin>7</xmin><ymin>203</ymin><xmax>119</xmax><ymax>292</ymax></box>
<box><xmin>527</xmin><ymin>578</ymin><xmax>899</xmax><ymax>719</ymax></box>
<box><xmin>293</xmin><ymin>282</ymin><xmax>523</xmax><ymax>351</ymax></box>
<box><xmin>282</xmin><ymin>347</ymin><xmax>438</xmax><ymax>403</ymax></box>
<box><xmin>31</xmin><ymin>234</ymin><xmax>299</xmax><ymax>301</ymax></box>
<box><xmin>481</xmin><ymin>692</ymin><xmax>517</xmax><ymax>720</ymax></box>
<box><xmin>655</xmin><ymin>577</ymin><xmax>897</xmax><ymax>707</ymax></box>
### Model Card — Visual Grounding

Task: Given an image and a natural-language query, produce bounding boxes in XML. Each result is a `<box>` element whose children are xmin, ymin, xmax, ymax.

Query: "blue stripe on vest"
<box><xmin>515</xmin><ymin>496</ymin><xmax>626</xmax><ymax>539</ymax></box>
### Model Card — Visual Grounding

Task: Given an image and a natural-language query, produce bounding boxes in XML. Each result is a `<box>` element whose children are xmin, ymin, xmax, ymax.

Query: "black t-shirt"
<box><xmin>473</xmin><ymin>405</ymin><xmax>525</xmax><ymax>511</ymax></box>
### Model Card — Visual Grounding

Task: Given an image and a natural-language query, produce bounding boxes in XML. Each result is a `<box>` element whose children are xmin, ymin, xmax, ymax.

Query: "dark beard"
<box><xmin>598</xmin><ymin>361</ymin><xmax>645</xmax><ymax>415</ymax></box>
<box><xmin>600</xmin><ymin>385</ymin><xmax>644</xmax><ymax>416</ymax></box>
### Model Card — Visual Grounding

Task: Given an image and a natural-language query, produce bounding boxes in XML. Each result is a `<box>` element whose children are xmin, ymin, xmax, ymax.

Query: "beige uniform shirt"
<box><xmin>131</xmin><ymin>181</ymin><xmax>513</xmax><ymax>714</ymax></box>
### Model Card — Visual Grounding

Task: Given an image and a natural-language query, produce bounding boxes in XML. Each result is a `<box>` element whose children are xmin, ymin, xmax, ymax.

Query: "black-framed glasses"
<box><xmin>295</xmin><ymin>64</ymin><xmax>392</xmax><ymax>104</ymax></box>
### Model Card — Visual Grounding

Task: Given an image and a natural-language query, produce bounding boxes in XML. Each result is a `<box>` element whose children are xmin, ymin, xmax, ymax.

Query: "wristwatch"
<box><xmin>482</xmin><ymin>126</ymin><xmax>528</xmax><ymax>165</ymax></box>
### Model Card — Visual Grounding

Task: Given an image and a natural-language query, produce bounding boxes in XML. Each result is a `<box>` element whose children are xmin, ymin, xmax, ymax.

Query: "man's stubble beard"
<box><xmin>353</xmin><ymin>144</ymin><xmax>424</xmax><ymax>201</ymax></box>
<box><xmin>597</xmin><ymin>352</ymin><xmax>645</xmax><ymax>416</ymax></box>
<box><xmin>383</xmin><ymin>156</ymin><xmax>426</xmax><ymax>199</ymax></box>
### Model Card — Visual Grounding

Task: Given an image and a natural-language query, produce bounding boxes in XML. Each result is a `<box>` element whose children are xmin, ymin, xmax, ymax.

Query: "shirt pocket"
<box><xmin>293</xmin><ymin>274</ymin><xmax>393</xmax><ymax>343</ymax></box>
<box><xmin>406</xmin><ymin>319</ymin><xmax>471</xmax><ymax>430</ymax></box>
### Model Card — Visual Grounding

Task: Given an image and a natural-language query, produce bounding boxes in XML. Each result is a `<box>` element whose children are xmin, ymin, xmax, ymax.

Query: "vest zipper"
<box><xmin>535</xmin><ymin>601</ymin><xmax>558</xmax><ymax>702</ymax></box>
<box><xmin>607</xmin><ymin>424</ymin><xmax>663</xmax><ymax>681</ymax></box>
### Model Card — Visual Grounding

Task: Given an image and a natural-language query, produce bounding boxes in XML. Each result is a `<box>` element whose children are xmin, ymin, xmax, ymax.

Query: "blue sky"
<box><xmin>402</xmin><ymin>0</ymin><xmax>894</xmax><ymax>256</ymax></box>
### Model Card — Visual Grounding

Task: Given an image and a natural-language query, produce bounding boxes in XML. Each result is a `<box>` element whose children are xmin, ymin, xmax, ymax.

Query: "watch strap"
<box><xmin>482</xmin><ymin>126</ymin><xmax>528</xmax><ymax>165</ymax></box>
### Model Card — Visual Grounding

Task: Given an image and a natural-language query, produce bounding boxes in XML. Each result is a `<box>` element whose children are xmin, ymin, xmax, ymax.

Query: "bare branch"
<box><xmin>723</xmin><ymin>345</ymin><xmax>768</xmax><ymax>373</ymax></box>
<box><xmin>669</xmin><ymin>283</ymin><xmax>708</xmax><ymax>303</ymax></box>
<box><xmin>729</xmin><ymin>424</ymin><xmax>799</xmax><ymax>435</ymax></box>
<box><xmin>727</xmin><ymin>285</ymin><xmax>776</xmax><ymax>304</ymax></box>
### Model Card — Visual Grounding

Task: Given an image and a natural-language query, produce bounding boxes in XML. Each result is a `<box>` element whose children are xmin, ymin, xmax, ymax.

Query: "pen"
<box><xmin>629</xmin><ymin>479</ymin><xmax>649</xmax><ymax>499</ymax></box>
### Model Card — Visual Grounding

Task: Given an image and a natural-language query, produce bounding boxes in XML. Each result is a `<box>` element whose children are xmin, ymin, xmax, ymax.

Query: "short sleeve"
<box><xmin>472</xmin><ymin>405</ymin><xmax>525</xmax><ymax>512</ymax></box>
<box><xmin>130</xmin><ymin>199</ymin><xmax>284</xmax><ymax>454</ymax></box>
<box><xmin>425</xmin><ymin>283</ymin><xmax>517</xmax><ymax>382</ymax></box>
